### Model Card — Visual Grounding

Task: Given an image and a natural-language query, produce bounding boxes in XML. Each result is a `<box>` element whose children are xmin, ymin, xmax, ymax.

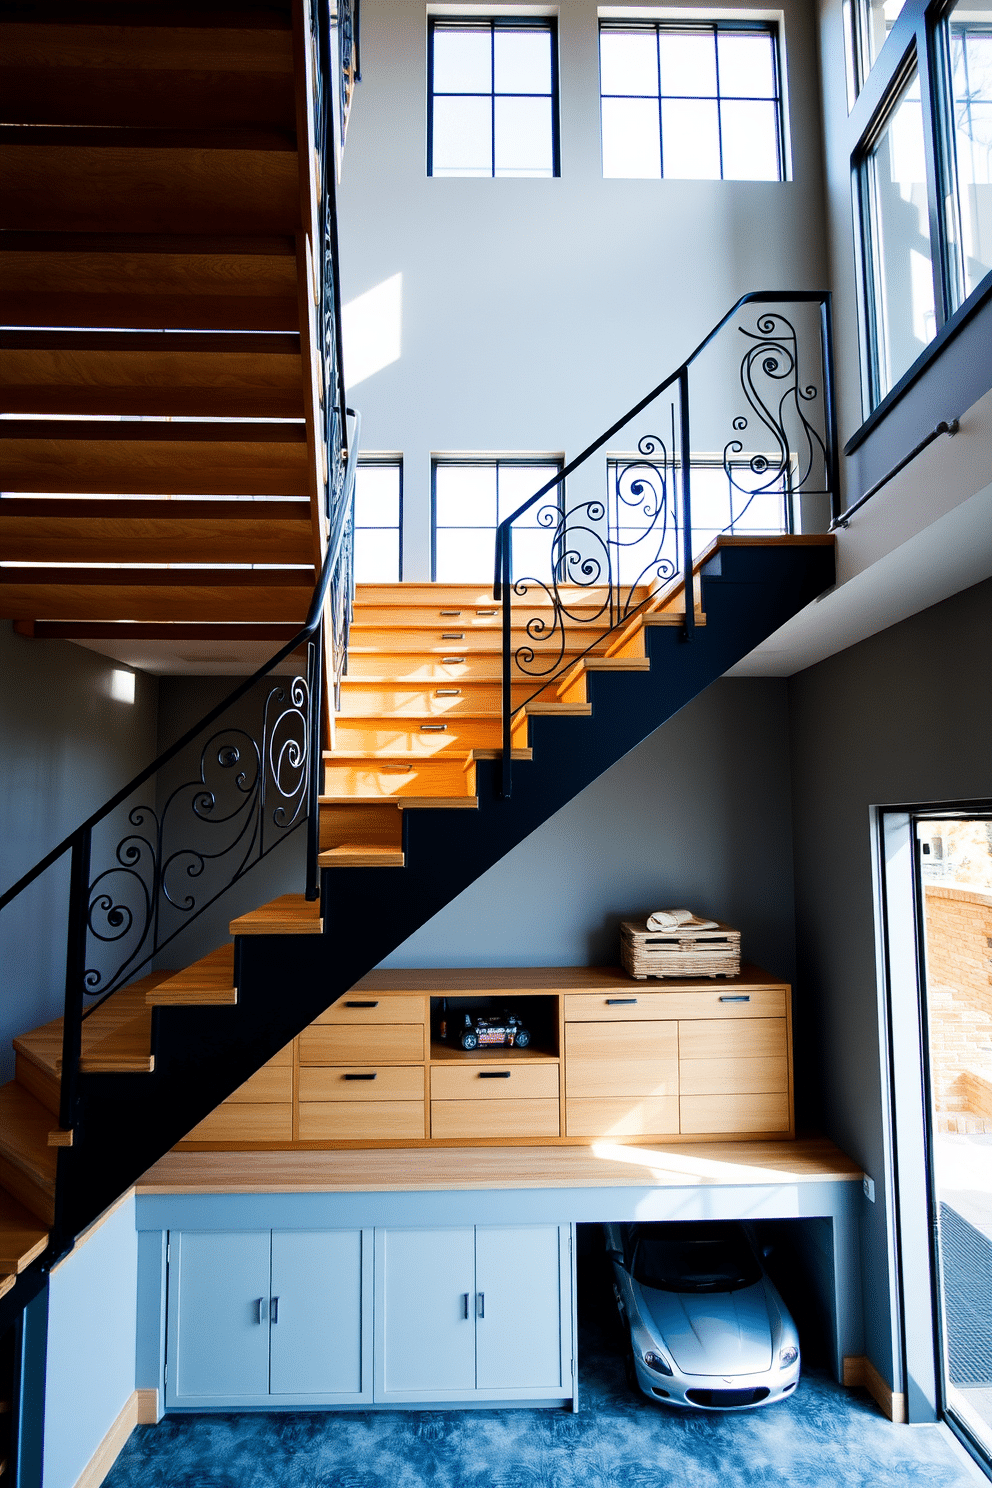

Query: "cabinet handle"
<box><xmin>606</xmin><ymin>998</ymin><xmax>637</xmax><ymax>1005</ymax></box>
<box><xmin>479</xmin><ymin>1070</ymin><xmax>511</xmax><ymax>1079</ymax></box>
<box><xmin>255</xmin><ymin>1297</ymin><xmax>266</xmax><ymax>1324</ymax></box>
<box><xmin>462</xmin><ymin>1293</ymin><xmax>470</xmax><ymax>1319</ymax></box>
<box><xmin>477</xmin><ymin>1291</ymin><xmax>485</xmax><ymax>1319</ymax></box>
<box><xmin>270</xmin><ymin>1296</ymin><xmax>279</xmax><ymax>1324</ymax></box>
<box><xmin>345</xmin><ymin>1000</ymin><xmax>378</xmax><ymax>1008</ymax></box>
<box><xmin>441</xmin><ymin>657</ymin><xmax>465</xmax><ymax>664</ymax></box>
<box><xmin>440</xmin><ymin>610</ymin><xmax>462</xmax><ymax>616</ymax></box>
<box><xmin>476</xmin><ymin>609</ymin><xmax>497</xmax><ymax>616</ymax></box>
<box><xmin>344</xmin><ymin>1071</ymin><xmax>377</xmax><ymax>1080</ymax></box>
<box><xmin>719</xmin><ymin>995</ymin><xmax>751</xmax><ymax>1003</ymax></box>
<box><xmin>441</xmin><ymin>632</ymin><xmax>465</xmax><ymax>639</ymax></box>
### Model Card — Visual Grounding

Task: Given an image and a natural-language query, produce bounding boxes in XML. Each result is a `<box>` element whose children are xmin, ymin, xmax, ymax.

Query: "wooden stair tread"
<box><xmin>79</xmin><ymin>1013</ymin><xmax>154</xmax><ymax>1074</ymax></box>
<box><xmin>0</xmin><ymin>1084</ymin><xmax>58</xmax><ymax>1223</ymax></box>
<box><xmin>318</xmin><ymin>845</ymin><xmax>406</xmax><ymax>868</ymax></box>
<box><xmin>0</xmin><ymin>1187</ymin><xmax>49</xmax><ymax>1274</ymax></box>
<box><xmin>229</xmin><ymin>894</ymin><xmax>322</xmax><ymax>936</ymax></box>
<box><xmin>319</xmin><ymin>795</ymin><xmax>479</xmax><ymax>810</ymax></box>
<box><xmin>149</xmin><ymin>944</ymin><xmax>237</xmax><ymax>1005</ymax></box>
<box><xmin>13</xmin><ymin>974</ymin><xmax>167</xmax><ymax>1077</ymax></box>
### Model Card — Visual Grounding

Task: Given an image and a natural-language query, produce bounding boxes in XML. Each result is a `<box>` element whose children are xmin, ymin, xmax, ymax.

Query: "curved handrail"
<box><xmin>494</xmin><ymin>290</ymin><xmax>837</xmax><ymax>597</ymax></box>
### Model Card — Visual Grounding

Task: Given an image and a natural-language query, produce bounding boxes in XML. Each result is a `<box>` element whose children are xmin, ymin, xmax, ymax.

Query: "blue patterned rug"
<box><xmin>106</xmin><ymin>1317</ymin><xmax>976</xmax><ymax>1487</ymax></box>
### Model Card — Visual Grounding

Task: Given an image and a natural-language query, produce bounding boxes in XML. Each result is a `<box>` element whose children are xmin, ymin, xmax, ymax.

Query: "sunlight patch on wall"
<box><xmin>343</xmin><ymin>274</ymin><xmax>403</xmax><ymax>387</ymax></box>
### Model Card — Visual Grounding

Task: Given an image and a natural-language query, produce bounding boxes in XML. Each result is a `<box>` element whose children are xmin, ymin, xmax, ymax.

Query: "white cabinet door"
<box><xmin>167</xmin><ymin>1231</ymin><xmax>271</xmax><ymax>1405</ymax></box>
<box><xmin>475</xmin><ymin>1225</ymin><xmax>566</xmax><ymax>1391</ymax></box>
<box><xmin>269</xmin><ymin>1230</ymin><xmax>368</xmax><ymax>1399</ymax></box>
<box><xmin>375</xmin><ymin>1227</ymin><xmax>476</xmax><ymax>1400</ymax></box>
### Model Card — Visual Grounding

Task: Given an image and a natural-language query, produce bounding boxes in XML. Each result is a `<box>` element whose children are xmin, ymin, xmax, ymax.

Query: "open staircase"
<box><xmin>0</xmin><ymin>0</ymin><xmax>839</xmax><ymax>1342</ymax></box>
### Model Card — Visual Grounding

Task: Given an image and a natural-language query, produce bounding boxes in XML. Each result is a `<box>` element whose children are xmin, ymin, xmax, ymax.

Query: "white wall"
<box><xmin>337</xmin><ymin>0</ymin><xmax>830</xmax><ymax>577</ymax></box>
<box><xmin>44</xmin><ymin>1194</ymin><xmax>138</xmax><ymax>1488</ymax></box>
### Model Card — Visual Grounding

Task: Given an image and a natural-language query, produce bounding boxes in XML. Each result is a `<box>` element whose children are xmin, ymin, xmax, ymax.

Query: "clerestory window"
<box><xmin>428</xmin><ymin>18</ymin><xmax>559</xmax><ymax>177</ymax></box>
<box><xmin>599</xmin><ymin>20</ymin><xmax>785</xmax><ymax>180</ymax></box>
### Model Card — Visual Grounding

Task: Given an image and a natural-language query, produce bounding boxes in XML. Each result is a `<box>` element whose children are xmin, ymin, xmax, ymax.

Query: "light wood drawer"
<box><xmin>314</xmin><ymin>994</ymin><xmax>426</xmax><ymax>1025</ymax></box>
<box><xmin>430</xmin><ymin>1098</ymin><xmax>560</xmax><ymax>1139</ymax></box>
<box><xmin>266</xmin><ymin>1041</ymin><xmax>294</xmax><ymax>1067</ymax></box>
<box><xmin>430</xmin><ymin>1063</ymin><xmax>559</xmax><ymax>1101</ymax></box>
<box><xmin>678</xmin><ymin>1017</ymin><xmax>787</xmax><ymax>1061</ymax></box>
<box><xmin>298</xmin><ymin>1101</ymin><xmax>426</xmax><ymax>1141</ymax></box>
<box><xmin>679</xmin><ymin>1092</ymin><xmax>791</xmax><ymax>1135</ymax></box>
<box><xmin>298</xmin><ymin>1024</ymin><xmax>425</xmax><ymax>1065</ymax></box>
<box><xmin>564</xmin><ymin>988</ymin><xmax>786</xmax><ymax>1021</ymax></box>
<box><xmin>182</xmin><ymin>1103</ymin><xmax>293</xmax><ymax>1143</ymax></box>
<box><xmin>298</xmin><ymin>1065</ymin><xmax>424</xmax><ymax>1102</ymax></box>
<box><xmin>225</xmin><ymin>1064</ymin><xmax>293</xmax><ymax>1105</ymax></box>
<box><xmin>565</xmin><ymin>1021</ymin><xmax>677</xmax><ymax>1099</ymax></box>
<box><xmin>679</xmin><ymin>1056</ymin><xmax>789</xmax><ymax>1096</ymax></box>
<box><xmin>565</xmin><ymin>1096</ymin><xmax>679</xmax><ymax>1138</ymax></box>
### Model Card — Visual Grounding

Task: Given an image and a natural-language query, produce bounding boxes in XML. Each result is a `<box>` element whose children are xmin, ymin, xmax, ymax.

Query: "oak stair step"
<box><xmin>353</xmin><ymin>582</ymin><xmax>643</xmax><ymax>607</ymax></box>
<box><xmin>0</xmin><ymin>1085</ymin><xmax>57</xmax><ymax>1226</ymax></box>
<box><xmin>0</xmin><ymin>418</ymin><xmax>309</xmax><ymax>497</ymax></box>
<box><xmin>229</xmin><ymin>893</ymin><xmax>322</xmax><ymax>936</ymax></box>
<box><xmin>0</xmin><ymin>330</ymin><xmax>306</xmax><ymax>419</ymax></box>
<box><xmin>148</xmin><ymin>944</ymin><xmax>238</xmax><ymax>1006</ymax></box>
<box><xmin>322</xmin><ymin>753</ymin><xmax>478</xmax><ymax>800</ymax></box>
<box><xmin>0</xmin><ymin>1187</ymin><xmax>49</xmax><ymax>1276</ymax></box>
<box><xmin>0</xmin><ymin>232</ymin><xmax>300</xmax><ymax>332</ymax></box>
<box><xmin>334</xmin><ymin>718</ymin><xmax>507</xmax><ymax>753</ymax></box>
<box><xmin>319</xmin><ymin>794</ymin><xmax>480</xmax><ymax>810</ymax></box>
<box><xmin>319</xmin><ymin>844</ymin><xmax>406</xmax><ymax>868</ymax></box>
<box><xmin>0</xmin><ymin>499</ymin><xmax>313</xmax><ymax>567</ymax></box>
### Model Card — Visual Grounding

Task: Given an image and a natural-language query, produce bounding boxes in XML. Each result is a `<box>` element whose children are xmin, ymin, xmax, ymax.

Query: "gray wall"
<box><xmin>0</xmin><ymin>625</ymin><xmax>159</xmax><ymax>1081</ymax></box>
<box><xmin>788</xmin><ymin>574</ymin><xmax>992</xmax><ymax>1390</ymax></box>
<box><xmin>381</xmin><ymin>678</ymin><xmax>798</xmax><ymax>983</ymax></box>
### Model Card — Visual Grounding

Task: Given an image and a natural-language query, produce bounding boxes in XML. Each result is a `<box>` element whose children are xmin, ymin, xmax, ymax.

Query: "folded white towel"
<box><xmin>646</xmin><ymin>909</ymin><xmax>719</xmax><ymax>932</ymax></box>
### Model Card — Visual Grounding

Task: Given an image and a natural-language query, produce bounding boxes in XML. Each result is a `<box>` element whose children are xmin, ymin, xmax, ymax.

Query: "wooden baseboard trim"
<box><xmin>843</xmin><ymin>1355</ymin><xmax>908</xmax><ymax>1423</ymax></box>
<box><xmin>136</xmin><ymin>1387</ymin><xmax>160</xmax><ymax>1425</ymax></box>
<box><xmin>71</xmin><ymin>1389</ymin><xmax>143</xmax><ymax>1488</ymax></box>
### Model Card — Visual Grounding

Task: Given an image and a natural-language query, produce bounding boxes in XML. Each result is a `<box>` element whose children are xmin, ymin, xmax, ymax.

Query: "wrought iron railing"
<box><xmin>494</xmin><ymin>292</ymin><xmax>839</xmax><ymax>796</ymax></box>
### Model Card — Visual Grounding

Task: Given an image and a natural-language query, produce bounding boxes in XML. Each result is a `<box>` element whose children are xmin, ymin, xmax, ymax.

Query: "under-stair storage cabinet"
<box><xmin>166</xmin><ymin>1229</ymin><xmax>372</xmax><ymax>1408</ymax></box>
<box><xmin>374</xmin><ymin>1225</ymin><xmax>573</xmax><ymax>1404</ymax></box>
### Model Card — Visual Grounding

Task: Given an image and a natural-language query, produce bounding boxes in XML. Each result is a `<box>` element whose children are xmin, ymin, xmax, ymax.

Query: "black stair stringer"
<box><xmin>59</xmin><ymin>540</ymin><xmax>832</xmax><ymax>1238</ymax></box>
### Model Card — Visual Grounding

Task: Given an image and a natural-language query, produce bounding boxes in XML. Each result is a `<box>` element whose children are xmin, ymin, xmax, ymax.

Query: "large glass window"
<box><xmin>941</xmin><ymin>1</ymin><xmax>992</xmax><ymax>308</ymax></box>
<box><xmin>353</xmin><ymin>461</ymin><xmax>402</xmax><ymax>582</ymax></box>
<box><xmin>599</xmin><ymin>22</ymin><xmax>784</xmax><ymax>180</ymax></box>
<box><xmin>849</xmin><ymin>0</ymin><xmax>911</xmax><ymax>93</ymax></box>
<box><xmin>862</xmin><ymin>64</ymin><xmax>938</xmax><ymax>401</ymax></box>
<box><xmin>428</xmin><ymin>20</ymin><xmax>558</xmax><ymax>178</ymax></box>
<box><xmin>432</xmin><ymin>460</ymin><xmax>562</xmax><ymax>581</ymax></box>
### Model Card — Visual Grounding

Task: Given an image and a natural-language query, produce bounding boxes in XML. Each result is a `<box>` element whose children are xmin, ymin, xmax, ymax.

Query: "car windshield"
<box><xmin>630</xmin><ymin>1231</ymin><xmax>761</xmax><ymax>1294</ymax></box>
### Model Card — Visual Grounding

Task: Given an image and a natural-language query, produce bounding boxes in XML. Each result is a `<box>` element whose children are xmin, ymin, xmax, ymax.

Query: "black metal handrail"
<box><xmin>493</xmin><ymin>291</ymin><xmax>839</xmax><ymax>796</ymax></box>
<box><xmin>829</xmin><ymin>417</ymin><xmax>959</xmax><ymax>530</ymax></box>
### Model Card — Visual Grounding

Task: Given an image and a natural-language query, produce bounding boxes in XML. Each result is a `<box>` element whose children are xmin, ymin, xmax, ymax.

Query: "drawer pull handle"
<box><xmin>344</xmin><ymin>1072</ymin><xmax>377</xmax><ymax>1080</ymax></box>
<box><xmin>435</xmin><ymin>689</ymin><xmax>461</xmax><ymax>696</ymax></box>
<box><xmin>477</xmin><ymin>1291</ymin><xmax>485</xmax><ymax>1318</ymax></box>
<box><xmin>442</xmin><ymin>656</ymin><xmax>466</xmax><ymax>664</ymax></box>
<box><xmin>462</xmin><ymin>1292</ymin><xmax>470</xmax><ymax>1319</ymax></box>
<box><xmin>441</xmin><ymin>632</ymin><xmax>464</xmax><ymax>639</ymax></box>
<box><xmin>606</xmin><ymin>998</ymin><xmax>637</xmax><ymax>1005</ymax></box>
<box><xmin>719</xmin><ymin>995</ymin><xmax>751</xmax><ymax>1003</ymax></box>
<box><xmin>476</xmin><ymin>609</ymin><xmax>497</xmax><ymax>616</ymax></box>
<box><xmin>479</xmin><ymin>1070</ymin><xmax>511</xmax><ymax>1078</ymax></box>
<box><xmin>420</xmin><ymin>724</ymin><xmax>448</xmax><ymax>732</ymax></box>
<box><xmin>345</xmin><ymin>1000</ymin><xmax>378</xmax><ymax>1007</ymax></box>
<box><xmin>270</xmin><ymin>1296</ymin><xmax>279</xmax><ymax>1324</ymax></box>
<box><xmin>440</xmin><ymin>610</ymin><xmax>462</xmax><ymax>616</ymax></box>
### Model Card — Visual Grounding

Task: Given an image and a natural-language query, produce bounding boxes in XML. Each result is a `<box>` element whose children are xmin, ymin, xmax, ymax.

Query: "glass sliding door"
<box><xmin>917</xmin><ymin>813</ymin><xmax>992</xmax><ymax>1461</ymax></box>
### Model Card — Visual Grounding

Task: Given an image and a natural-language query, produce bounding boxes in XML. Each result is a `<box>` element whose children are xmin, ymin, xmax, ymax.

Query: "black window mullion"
<box><xmin>919</xmin><ymin>14</ymin><xmax>951</xmax><ymax>329</ymax></box>
<box><xmin>427</xmin><ymin>20</ymin><xmax>435</xmax><ymax>176</ymax></box>
<box><xmin>656</xmin><ymin>27</ymin><xmax>664</xmax><ymax>177</ymax></box>
<box><xmin>491</xmin><ymin>23</ymin><xmax>496</xmax><ymax>178</ymax></box>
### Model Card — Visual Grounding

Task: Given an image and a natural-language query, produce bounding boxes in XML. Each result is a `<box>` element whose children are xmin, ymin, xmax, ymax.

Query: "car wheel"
<box><xmin>514</xmin><ymin>1029</ymin><xmax>530</xmax><ymax>1048</ymax></box>
<box><xmin>461</xmin><ymin>1032</ymin><xmax>478</xmax><ymax>1050</ymax></box>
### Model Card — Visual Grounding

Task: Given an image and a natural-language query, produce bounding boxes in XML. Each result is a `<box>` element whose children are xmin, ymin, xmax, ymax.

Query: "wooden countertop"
<box><xmin>348</xmin><ymin>963</ymin><xmax>787</xmax><ymax>995</ymax></box>
<box><xmin>137</xmin><ymin>1137</ymin><xmax>860</xmax><ymax>1194</ymax></box>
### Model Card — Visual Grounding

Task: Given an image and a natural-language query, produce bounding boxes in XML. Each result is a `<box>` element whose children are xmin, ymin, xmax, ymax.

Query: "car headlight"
<box><xmin>779</xmin><ymin>1345</ymin><xmax>799</xmax><ymax>1368</ymax></box>
<box><xmin>643</xmin><ymin>1350</ymin><xmax>674</xmax><ymax>1376</ymax></box>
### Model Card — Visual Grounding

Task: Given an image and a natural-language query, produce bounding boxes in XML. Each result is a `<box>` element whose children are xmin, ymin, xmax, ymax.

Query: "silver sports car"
<box><xmin>604</xmin><ymin>1220</ymin><xmax>801</xmax><ymax>1410</ymax></box>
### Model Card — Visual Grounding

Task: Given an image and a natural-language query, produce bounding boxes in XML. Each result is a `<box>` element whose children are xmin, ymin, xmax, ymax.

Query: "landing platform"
<box><xmin>137</xmin><ymin>1136</ymin><xmax>861</xmax><ymax>1194</ymax></box>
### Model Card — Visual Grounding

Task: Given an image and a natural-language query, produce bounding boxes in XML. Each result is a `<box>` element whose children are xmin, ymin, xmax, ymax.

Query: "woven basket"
<box><xmin>620</xmin><ymin>919</ymin><xmax>741</xmax><ymax>980</ymax></box>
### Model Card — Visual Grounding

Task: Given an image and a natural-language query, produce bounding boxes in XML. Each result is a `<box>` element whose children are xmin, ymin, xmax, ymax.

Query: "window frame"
<box><xmin>597</xmin><ymin>18</ymin><xmax>787</xmax><ymax>182</ymax></box>
<box><xmin>847</xmin><ymin>0</ymin><xmax>992</xmax><ymax>428</ymax></box>
<box><xmin>430</xmin><ymin>456</ymin><xmax>565</xmax><ymax>582</ymax></box>
<box><xmin>353</xmin><ymin>457</ymin><xmax>403</xmax><ymax>584</ymax></box>
<box><xmin>426</xmin><ymin>16</ymin><xmax>561</xmax><ymax>179</ymax></box>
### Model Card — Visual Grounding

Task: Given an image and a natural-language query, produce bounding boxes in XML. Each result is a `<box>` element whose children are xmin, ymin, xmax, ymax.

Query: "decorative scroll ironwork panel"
<box><xmin>502</xmin><ymin>301</ymin><xmax>833</xmax><ymax>707</ymax></box>
<box><xmin>83</xmin><ymin>651</ymin><xmax>317</xmax><ymax>1000</ymax></box>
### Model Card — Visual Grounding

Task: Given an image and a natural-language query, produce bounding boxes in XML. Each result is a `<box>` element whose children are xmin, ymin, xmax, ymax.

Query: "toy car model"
<box><xmin>439</xmin><ymin>1009</ymin><xmax>531</xmax><ymax>1051</ymax></box>
<box><xmin>604</xmin><ymin>1220</ymin><xmax>801</xmax><ymax>1411</ymax></box>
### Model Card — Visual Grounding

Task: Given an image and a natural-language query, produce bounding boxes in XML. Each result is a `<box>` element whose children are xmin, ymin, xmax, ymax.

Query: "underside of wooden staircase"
<box><xmin>0</xmin><ymin>2</ymin><xmax>836</xmax><ymax>1334</ymax></box>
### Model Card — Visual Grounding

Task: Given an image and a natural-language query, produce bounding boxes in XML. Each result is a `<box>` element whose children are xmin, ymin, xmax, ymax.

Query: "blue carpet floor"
<box><xmin>106</xmin><ymin>1319</ymin><xmax>978</xmax><ymax>1487</ymax></box>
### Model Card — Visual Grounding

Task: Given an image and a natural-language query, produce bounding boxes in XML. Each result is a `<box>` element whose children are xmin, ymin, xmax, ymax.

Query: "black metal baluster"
<box><xmin>59</xmin><ymin>828</ymin><xmax>91</xmax><ymax>1136</ymax></box>
<box><xmin>501</xmin><ymin>528</ymin><xmax>513</xmax><ymax>799</ymax></box>
<box><xmin>679</xmin><ymin>367</ymin><xmax>694</xmax><ymax>640</ymax></box>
